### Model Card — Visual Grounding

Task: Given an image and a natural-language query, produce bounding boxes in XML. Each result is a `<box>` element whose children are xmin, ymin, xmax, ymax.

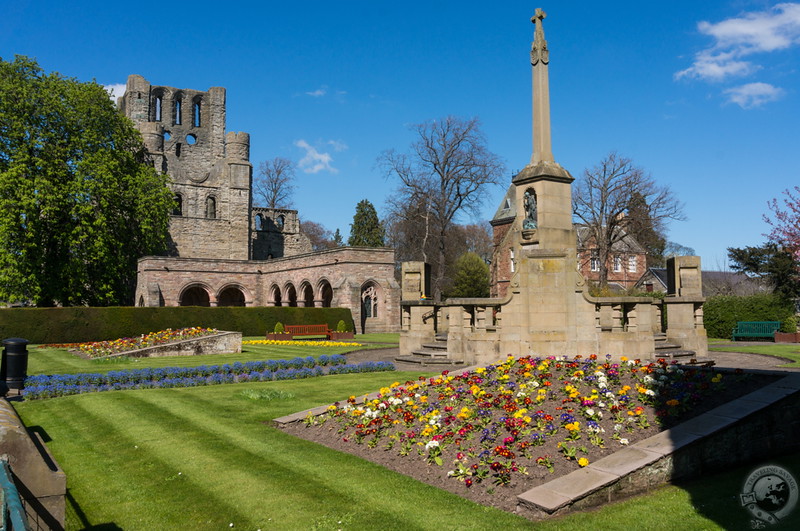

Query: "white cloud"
<box><xmin>294</xmin><ymin>139</ymin><xmax>338</xmax><ymax>174</ymax></box>
<box><xmin>103</xmin><ymin>83</ymin><xmax>126</xmax><ymax>100</ymax></box>
<box><xmin>305</xmin><ymin>85</ymin><xmax>328</xmax><ymax>97</ymax></box>
<box><xmin>676</xmin><ymin>3</ymin><xmax>800</xmax><ymax>82</ymax></box>
<box><xmin>327</xmin><ymin>139</ymin><xmax>348</xmax><ymax>152</ymax></box>
<box><xmin>723</xmin><ymin>82</ymin><xmax>785</xmax><ymax>108</ymax></box>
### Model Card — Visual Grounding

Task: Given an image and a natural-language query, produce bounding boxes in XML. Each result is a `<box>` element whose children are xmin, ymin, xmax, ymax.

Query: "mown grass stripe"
<box><xmin>20</xmin><ymin>392</ymin><xmax>254</xmax><ymax>528</ymax></box>
<box><xmin>113</xmin><ymin>385</ymin><xmax>495</xmax><ymax>530</ymax></box>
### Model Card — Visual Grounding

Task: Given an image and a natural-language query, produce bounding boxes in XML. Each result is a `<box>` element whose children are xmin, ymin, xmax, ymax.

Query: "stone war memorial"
<box><xmin>399</xmin><ymin>9</ymin><xmax>708</xmax><ymax>365</ymax></box>
<box><xmin>119</xmin><ymin>75</ymin><xmax>399</xmax><ymax>333</ymax></box>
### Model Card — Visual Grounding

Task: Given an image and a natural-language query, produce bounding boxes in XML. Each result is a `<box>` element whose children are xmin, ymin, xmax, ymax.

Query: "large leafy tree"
<box><xmin>379</xmin><ymin>116</ymin><xmax>504</xmax><ymax>300</ymax></box>
<box><xmin>572</xmin><ymin>152</ymin><xmax>684</xmax><ymax>287</ymax></box>
<box><xmin>0</xmin><ymin>56</ymin><xmax>174</xmax><ymax>306</ymax></box>
<box><xmin>348</xmin><ymin>199</ymin><xmax>385</xmax><ymax>247</ymax></box>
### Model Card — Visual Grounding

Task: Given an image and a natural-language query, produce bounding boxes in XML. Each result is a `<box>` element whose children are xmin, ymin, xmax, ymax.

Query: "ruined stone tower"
<box><xmin>119</xmin><ymin>75</ymin><xmax>252</xmax><ymax>260</ymax></box>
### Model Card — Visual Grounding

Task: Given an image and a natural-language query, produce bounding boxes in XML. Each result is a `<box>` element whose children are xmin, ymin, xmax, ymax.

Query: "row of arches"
<box><xmin>173</xmin><ymin>280</ymin><xmax>382</xmax><ymax>319</ymax></box>
<box><xmin>269</xmin><ymin>280</ymin><xmax>333</xmax><ymax>308</ymax></box>
<box><xmin>179</xmin><ymin>284</ymin><xmax>249</xmax><ymax>307</ymax></box>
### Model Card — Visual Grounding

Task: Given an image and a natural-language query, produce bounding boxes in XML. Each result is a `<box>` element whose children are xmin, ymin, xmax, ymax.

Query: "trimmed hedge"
<box><xmin>703</xmin><ymin>294</ymin><xmax>797</xmax><ymax>339</ymax></box>
<box><xmin>0</xmin><ymin>306</ymin><xmax>353</xmax><ymax>344</ymax></box>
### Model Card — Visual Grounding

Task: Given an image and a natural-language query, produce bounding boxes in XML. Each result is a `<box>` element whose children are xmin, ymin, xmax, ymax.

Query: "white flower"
<box><xmin>585</xmin><ymin>408</ymin><xmax>595</xmax><ymax>417</ymax></box>
<box><xmin>619</xmin><ymin>438</ymin><xmax>629</xmax><ymax>445</ymax></box>
<box><xmin>646</xmin><ymin>389</ymin><xmax>656</xmax><ymax>397</ymax></box>
<box><xmin>425</xmin><ymin>440</ymin><xmax>440</xmax><ymax>450</ymax></box>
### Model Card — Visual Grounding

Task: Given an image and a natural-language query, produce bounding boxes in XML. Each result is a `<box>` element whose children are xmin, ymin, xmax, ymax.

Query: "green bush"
<box><xmin>336</xmin><ymin>320</ymin><xmax>348</xmax><ymax>333</ymax></box>
<box><xmin>0</xmin><ymin>306</ymin><xmax>352</xmax><ymax>344</ymax></box>
<box><xmin>703</xmin><ymin>294</ymin><xmax>796</xmax><ymax>339</ymax></box>
<box><xmin>273</xmin><ymin>322</ymin><xmax>285</xmax><ymax>334</ymax></box>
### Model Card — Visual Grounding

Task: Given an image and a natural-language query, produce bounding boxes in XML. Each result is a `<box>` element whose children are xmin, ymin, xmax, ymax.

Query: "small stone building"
<box><xmin>120</xmin><ymin>75</ymin><xmax>399</xmax><ymax>332</ymax></box>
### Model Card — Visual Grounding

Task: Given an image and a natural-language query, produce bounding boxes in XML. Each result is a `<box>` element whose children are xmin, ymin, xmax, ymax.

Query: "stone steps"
<box><xmin>651</xmin><ymin>333</ymin><xmax>715</xmax><ymax>367</ymax></box>
<box><xmin>394</xmin><ymin>336</ymin><xmax>465</xmax><ymax>366</ymax></box>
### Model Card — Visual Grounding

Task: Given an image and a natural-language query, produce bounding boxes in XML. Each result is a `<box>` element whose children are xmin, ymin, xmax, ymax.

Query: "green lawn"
<box><xmin>27</xmin><ymin>337</ymin><xmax>379</xmax><ymax>376</ymax></box>
<box><xmin>15</xmin><ymin>372</ymin><xmax>534</xmax><ymax>530</ymax></box>
<box><xmin>15</xmin><ymin>371</ymin><xmax>800</xmax><ymax>530</ymax></box>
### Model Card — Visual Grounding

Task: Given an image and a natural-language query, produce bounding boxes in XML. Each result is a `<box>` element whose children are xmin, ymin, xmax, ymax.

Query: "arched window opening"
<box><xmin>138</xmin><ymin>296</ymin><xmax>145</xmax><ymax>307</ymax></box>
<box><xmin>174</xmin><ymin>96</ymin><xmax>182</xmax><ymax>125</ymax></box>
<box><xmin>179</xmin><ymin>286</ymin><xmax>210</xmax><ymax>307</ymax></box>
<box><xmin>192</xmin><ymin>98</ymin><xmax>201</xmax><ymax>127</ymax></box>
<box><xmin>286</xmin><ymin>284</ymin><xmax>297</xmax><ymax>307</ymax></box>
<box><xmin>277</xmin><ymin>215</ymin><xmax>285</xmax><ymax>230</ymax></box>
<box><xmin>302</xmin><ymin>284</ymin><xmax>314</xmax><ymax>307</ymax></box>
<box><xmin>362</xmin><ymin>285</ymin><xmax>378</xmax><ymax>318</ymax></box>
<box><xmin>154</xmin><ymin>95</ymin><xmax>163</xmax><ymax>122</ymax></box>
<box><xmin>218</xmin><ymin>287</ymin><xmax>246</xmax><ymax>307</ymax></box>
<box><xmin>173</xmin><ymin>194</ymin><xmax>183</xmax><ymax>216</ymax></box>
<box><xmin>205</xmin><ymin>196</ymin><xmax>216</xmax><ymax>219</ymax></box>
<box><xmin>255</xmin><ymin>213</ymin><xmax>264</xmax><ymax>231</ymax></box>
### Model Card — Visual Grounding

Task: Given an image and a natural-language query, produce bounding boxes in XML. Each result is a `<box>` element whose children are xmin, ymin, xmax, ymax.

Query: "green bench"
<box><xmin>731</xmin><ymin>321</ymin><xmax>781</xmax><ymax>341</ymax></box>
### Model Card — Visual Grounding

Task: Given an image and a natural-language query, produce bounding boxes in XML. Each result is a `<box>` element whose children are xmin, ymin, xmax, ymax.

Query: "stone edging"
<box><xmin>517</xmin><ymin>368</ymin><xmax>800</xmax><ymax>517</ymax></box>
<box><xmin>80</xmin><ymin>331</ymin><xmax>242</xmax><ymax>359</ymax></box>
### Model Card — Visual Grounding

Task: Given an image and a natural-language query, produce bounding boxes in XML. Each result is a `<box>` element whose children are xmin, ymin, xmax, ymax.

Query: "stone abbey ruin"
<box><xmin>120</xmin><ymin>75</ymin><xmax>399</xmax><ymax>333</ymax></box>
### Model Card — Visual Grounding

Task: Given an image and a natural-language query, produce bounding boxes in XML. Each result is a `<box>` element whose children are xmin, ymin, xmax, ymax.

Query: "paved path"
<box><xmin>348</xmin><ymin>342</ymin><xmax>800</xmax><ymax>373</ymax></box>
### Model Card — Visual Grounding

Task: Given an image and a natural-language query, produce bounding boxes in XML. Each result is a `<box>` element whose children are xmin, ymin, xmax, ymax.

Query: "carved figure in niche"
<box><xmin>523</xmin><ymin>189</ymin><xmax>537</xmax><ymax>229</ymax></box>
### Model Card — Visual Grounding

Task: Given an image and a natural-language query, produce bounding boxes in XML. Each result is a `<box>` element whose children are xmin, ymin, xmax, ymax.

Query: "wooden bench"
<box><xmin>284</xmin><ymin>324</ymin><xmax>332</xmax><ymax>339</ymax></box>
<box><xmin>731</xmin><ymin>321</ymin><xmax>781</xmax><ymax>341</ymax></box>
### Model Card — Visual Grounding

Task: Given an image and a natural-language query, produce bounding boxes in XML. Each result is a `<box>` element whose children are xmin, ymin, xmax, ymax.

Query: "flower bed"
<box><xmin>288</xmin><ymin>354</ymin><xmax>775</xmax><ymax>514</ymax></box>
<box><xmin>41</xmin><ymin>328</ymin><xmax>221</xmax><ymax>358</ymax></box>
<box><xmin>22</xmin><ymin>356</ymin><xmax>395</xmax><ymax>400</ymax></box>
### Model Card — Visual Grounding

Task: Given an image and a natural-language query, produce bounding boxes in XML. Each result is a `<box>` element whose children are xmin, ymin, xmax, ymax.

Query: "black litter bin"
<box><xmin>1</xmin><ymin>337</ymin><xmax>29</xmax><ymax>392</ymax></box>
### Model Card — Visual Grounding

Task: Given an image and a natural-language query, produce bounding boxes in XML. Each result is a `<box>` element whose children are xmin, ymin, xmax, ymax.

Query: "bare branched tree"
<box><xmin>379</xmin><ymin>116</ymin><xmax>505</xmax><ymax>300</ymax></box>
<box><xmin>573</xmin><ymin>151</ymin><xmax>685</xmax><ymax>287</ymax></box>
<box><xmin>253</xmin><ymin>157</ymin><xmax>296</xmax><ymax>209</ymax></box>
<box><xmin>299</xmin><ymin>219</ymin><xmax>336</xmax><ymax>251</ymax></box>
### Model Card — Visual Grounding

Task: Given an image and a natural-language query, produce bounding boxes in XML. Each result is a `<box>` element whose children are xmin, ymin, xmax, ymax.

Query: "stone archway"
<box><xmin>301</xmin><ymin>282</ymin><xmax>315</xmax><ymax>307</ymax></box>
<box><xmin>218</xmin><ymin>286</ymin><xmax>246</xmax><ymax>307</ymax></box>
<box><xmin>270</xmin><ymin>284</ymin><xmax>282</xmax><ymax>306</ymax></box>
<box><xmin>285</xmin><ymin>284</ymin><xmax>297</xmax><ymax>307</ymax></box>
<box><xmin>318</xmin><ymin>280</ymin><xmax>333</xmax><ymax>308</ymax></box>
<box><xmin>179</xmin><ymin>285</ymin><xmax>211</xmax><ymax>307</ymax></box>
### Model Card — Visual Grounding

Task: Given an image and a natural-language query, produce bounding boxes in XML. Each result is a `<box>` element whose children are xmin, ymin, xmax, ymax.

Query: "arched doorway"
<box><xmin>180</xmin><ymin>285</ymin><xmax>210</xmax><ymax>306</ymax></box>
<box><xmin>218</xmin><ymin>286</ymin><xmax>246</xmax><ymax>307</ymax></box>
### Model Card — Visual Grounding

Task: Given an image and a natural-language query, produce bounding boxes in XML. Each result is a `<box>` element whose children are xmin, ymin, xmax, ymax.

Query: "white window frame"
<box><xmin>628</xmin><ymin>255</ymin><xmax>637</xmax><ymax>273</ymax></box>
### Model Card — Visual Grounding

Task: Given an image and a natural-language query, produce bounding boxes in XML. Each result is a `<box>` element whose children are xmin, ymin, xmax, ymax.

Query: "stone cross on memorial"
<box><xmin>530</xmin><ymin>8</ymin><xmax>554</xmax><ymax>165</ymax></box>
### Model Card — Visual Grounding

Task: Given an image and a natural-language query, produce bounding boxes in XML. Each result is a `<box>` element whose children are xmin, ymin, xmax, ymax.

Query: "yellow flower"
<box><xmin>578</xmin><ymin>458</ymin><xmax>589</xmax><ymax>467</ymax></box>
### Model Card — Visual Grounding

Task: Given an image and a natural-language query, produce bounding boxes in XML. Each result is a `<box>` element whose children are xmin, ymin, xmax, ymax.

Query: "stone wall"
<box><xmin>135</xmin><ymin>247</ymin><xmax>401</xmax><ymax>333</ymax></box>
<box><xmin>102</xmin><ymin>331</ymin><xmax>242</xmax><ymax>358</ymax></box>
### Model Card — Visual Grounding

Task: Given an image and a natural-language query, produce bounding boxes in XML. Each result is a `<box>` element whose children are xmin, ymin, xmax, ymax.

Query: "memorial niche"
<box><xmin>523</xmin><ymin>189</ymin><xmax>537</xmax><ymax>229</ymax></box>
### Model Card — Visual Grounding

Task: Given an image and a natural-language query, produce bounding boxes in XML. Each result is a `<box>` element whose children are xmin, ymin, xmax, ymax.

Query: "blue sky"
<box><xmin>2</xmin><ymin>1</ymin><xmax>799</xmax><ymax>269</ymax></box>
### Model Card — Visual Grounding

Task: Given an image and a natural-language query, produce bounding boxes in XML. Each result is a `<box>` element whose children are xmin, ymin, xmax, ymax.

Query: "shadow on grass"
<box><xmin>678</xmin><ymin>451</ymin><xmax>800</xmax><ymax>529</ymax></box>
<box><xmin>67</xmin><ymin>489</ymin><xmax>123</xmax><ymax>530</ymax></box>
<box><xmin>663</xmin><ymin>365</ymin><xmax>800</xmax><ymax>530</ymax></box>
